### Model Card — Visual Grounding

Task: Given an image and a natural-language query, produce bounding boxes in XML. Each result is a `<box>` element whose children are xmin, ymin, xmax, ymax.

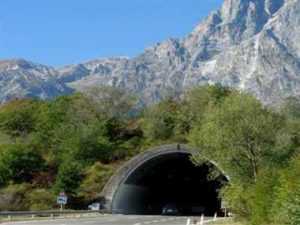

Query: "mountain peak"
<box><xmin>0</xmin><ymin>58</ymin><xmax>33</xmax><ymax>70</ymax></box>
<box><xmin>220</xmin><ymin>0</ymin><xmax>285</xmax><ymax>38</ymax></box>
<box><xmin>184</xmin><ymin>0</ymin><xmax>286</xmax><ymax>60</ymax></box>
<box><xmin>221</xmin><ymin>0</ymin><xmax>285</xmax><ymax>19</ymax></box>
<box><xmin>221</xmin><ymin>0</ymin><xmax>285</xmax><ymax>15</ymax></box>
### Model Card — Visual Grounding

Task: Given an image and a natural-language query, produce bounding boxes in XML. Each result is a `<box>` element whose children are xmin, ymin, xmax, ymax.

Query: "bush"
<box><xmin>221</xmin><ymin>182</ymin><xmax>252</xmax><ymax>220</ymax></box>
<box><xmin>0</xmin><ymin>144</ymin><xmax>45</xmax><ymax>185</ymax></box>
<box><xmin>26</xmin><ymin>189</ymin><xmax>55</xmax><ymax>210</ymax></box>
<box><xmin>78</xmin><ymin>162</ymin><xmax>113</xmax><ymax>202</ymax></box>
<box><xmin>0</xmin><ymin>183</ymin><xmax>31</xmax><ymax>211</ymax></box>
<box><xmin>272</xmin><ymin>155</ymin><xmax>300</xmax><ymax>225</ymax></box>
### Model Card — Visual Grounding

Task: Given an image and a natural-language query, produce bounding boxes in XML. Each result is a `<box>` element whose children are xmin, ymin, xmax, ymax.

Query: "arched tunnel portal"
<box><xmin>101</xmin><ymin>144</ymin><xmax>228</xmax><ymax>215</ymax></box>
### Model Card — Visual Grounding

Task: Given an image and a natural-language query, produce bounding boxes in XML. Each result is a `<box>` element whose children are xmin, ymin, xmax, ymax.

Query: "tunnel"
<box><xmin>102</xmin><ymin>145</ymin><xmax>228</xmax><ymax>216</ymax></box>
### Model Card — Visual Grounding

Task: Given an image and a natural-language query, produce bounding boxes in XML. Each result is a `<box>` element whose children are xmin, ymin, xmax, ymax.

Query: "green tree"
<box><xmin>78</xmin><ymin>162</ymin><xmax>113</xmax><ymax>202</ymax></box>
<box><xmin>54</xmin><ymin>160</ymin><xmax>83</xmax><ymax>196</ymax></box>
<box><xmin>64</xmin><ymin>123</ymin><xmax>114</xmax><ymax>164</ymax></box>
<box><xmin>0</xmin><ymin>144</ymin><xmax>44</xmax><ymax>185</ymax></box>
<box><xmin>189</xmin><ymin>93</ymin><xmax>287</xmax><ymax>183</ymax></box>
<box><xmin>280</xmin><ymin>97</ymin><xmax>300</xmax><ymax>120</ymax></box>
<box><xmin>142</xmin><ymin>98</ymin><xmax>180</xmax><ymax>142</ymax></box>
<box><xmin>0</xmin><ymin>99</ymin><xmax>40</xmax><ymax>138</ymax></box>
<box><xmin>189</xmin><ymin>92</ymin><xmax>300</xmax><ymax>224</ymax></box>
<box><xmin>174</xmin><ymin>85</ymin><xmax>233</xmax><ymax>140</ymax></box>
<box><xmin>83</xmin><ymin>86</ymin><xmax>137</xmax><ymax>119</ymax></box>
<box><xmin>183</xmin><ymin>85</ymin><xmax>232</xmax><ymax>122</ymax></box>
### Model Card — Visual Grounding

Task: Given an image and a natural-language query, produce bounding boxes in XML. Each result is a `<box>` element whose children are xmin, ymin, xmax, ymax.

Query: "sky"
<box><xmin>0</xmin><ymin>0</ymin><xmax>223</xmax><ymax>66</ymax></box>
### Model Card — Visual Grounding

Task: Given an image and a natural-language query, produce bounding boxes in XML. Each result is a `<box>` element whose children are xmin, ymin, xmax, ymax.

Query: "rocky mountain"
<box><xmin>1</xmin><ymin>0</ymin><xmax>300</xmax><ymax>105</ymax></box>
<box><xmin>0</xmin><ymin>59</ymin><xmax>72</xmax><ymax>102</ymax></box>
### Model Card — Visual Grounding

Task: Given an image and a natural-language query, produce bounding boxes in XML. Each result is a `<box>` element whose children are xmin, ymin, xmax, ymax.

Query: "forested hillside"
<box><xmin>0</xmin><ymin>85</ymin><xmax>299</xmax><ymax>225</ymax></box>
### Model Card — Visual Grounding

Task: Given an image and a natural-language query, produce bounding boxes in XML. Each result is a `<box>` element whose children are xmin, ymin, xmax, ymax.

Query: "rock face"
<box><xmin>0</xmin><ymin>0</ymin><xmax>300</xmax><ymax>105</ymax></box>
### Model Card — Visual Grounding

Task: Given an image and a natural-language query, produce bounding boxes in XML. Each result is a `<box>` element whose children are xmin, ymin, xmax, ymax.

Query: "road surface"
<box><xmin>2</xmin><ymin>215</ymin><xmax>214</xmax><ymax>225</ymax></box>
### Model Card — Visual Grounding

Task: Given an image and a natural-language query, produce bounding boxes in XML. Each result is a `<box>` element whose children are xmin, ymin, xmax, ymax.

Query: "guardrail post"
<box><xmin>51</xmin><ymin>213</ymin><xmax>54</xmax><ymax>219</ymax></box>
<box><xmin>213</xmin><ymin>212</ymin><xmax>217</xmax><ymax>221</ymax></box>
<box><xmin>199</xmin><ymin>214</ymin><xmax>204</xmax><ymax>225</ymax></box>
<box><xmin>186</xmin><ymin>218</ymin><xmax>190</xmax><ymax>225</ymax></box>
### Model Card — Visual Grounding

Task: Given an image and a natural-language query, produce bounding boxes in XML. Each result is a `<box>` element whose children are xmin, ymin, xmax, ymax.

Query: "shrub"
<box><xmin>0</xmin><ymin>144</ymin><xmax>45</xmax><ymax>185</ymax></box>
<box><xmin>0</xmin><ymin>183</ymin><xmax>31</xmax><ymax>211</ymax></box>
<box><xmin>272</xmin><ymin>155</ymin><xmax>300</xmax><ymax>225</ymax></box>
<box><xmin>78</xmin><ymin>162</ymin><xmax>113</xmax><ymax>202</ymax></box>
<box><xmin>26</xmin><ymin>189</ymin><xmax>55</xmax><ymax>210</ymax></box>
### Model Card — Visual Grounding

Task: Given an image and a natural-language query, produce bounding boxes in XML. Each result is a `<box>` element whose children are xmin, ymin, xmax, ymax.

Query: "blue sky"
<box><xmin>0</xmin><ymin>0</ymin><xmax>223</xmax><ymax>66</ymax></box>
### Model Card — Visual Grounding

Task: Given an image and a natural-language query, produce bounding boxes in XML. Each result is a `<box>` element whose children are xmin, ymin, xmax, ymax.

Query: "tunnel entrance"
<box><xmin>111</xmin><ymin>152</ymin><xmax>227</xmax><ymax>216</ymax></box>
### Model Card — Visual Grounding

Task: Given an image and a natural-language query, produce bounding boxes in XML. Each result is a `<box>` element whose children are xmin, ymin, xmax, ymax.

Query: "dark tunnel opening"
<box><xmin>112</xmin><ymin>152</ymin><xmax>227</xmax><ymax>216</ymax></box>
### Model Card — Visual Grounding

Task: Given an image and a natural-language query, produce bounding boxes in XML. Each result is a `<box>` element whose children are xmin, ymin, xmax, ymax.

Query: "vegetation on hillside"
<box><xmin>0</xmin><ymin>85</ymin><xmax>299</xmax><ymax>225</ymax></box>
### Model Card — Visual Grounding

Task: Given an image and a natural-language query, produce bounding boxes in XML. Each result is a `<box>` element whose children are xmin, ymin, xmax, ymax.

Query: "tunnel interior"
<box><xmin>112</xmin><ymin>152</ymin><xmax>227</xmax><ymax>216</ymax></box>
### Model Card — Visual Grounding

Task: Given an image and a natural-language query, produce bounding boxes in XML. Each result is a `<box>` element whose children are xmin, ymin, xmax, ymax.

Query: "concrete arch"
<box><xmin>101</xmin><ymin>144</ymin><xmax>228</xmax><ymax>214</ymax></box>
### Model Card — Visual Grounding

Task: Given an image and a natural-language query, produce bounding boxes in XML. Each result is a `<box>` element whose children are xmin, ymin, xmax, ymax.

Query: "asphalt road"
<box><xmin>2</xmin><ymin>215</ymin><xmax>214</xmax><ymax>225</ymax></box>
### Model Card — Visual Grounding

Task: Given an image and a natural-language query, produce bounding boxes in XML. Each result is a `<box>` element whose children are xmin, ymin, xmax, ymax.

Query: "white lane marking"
<box><xmin>133</xmin><ymin>217</ymin><xmax>186</xmax><ymax>225</ymax></box>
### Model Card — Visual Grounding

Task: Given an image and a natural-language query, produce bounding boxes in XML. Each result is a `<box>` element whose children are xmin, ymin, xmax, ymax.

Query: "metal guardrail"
<box><xmin>0</xmin><ymin>210</ymin><xmax>108</xmax><ymax>222</ymax></box>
